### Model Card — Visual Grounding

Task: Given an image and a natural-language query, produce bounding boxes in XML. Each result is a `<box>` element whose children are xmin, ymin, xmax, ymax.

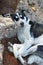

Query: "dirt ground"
<box><xmin>1</xmin><ymin>36</ymin><xmax>22</xmax><ymax>65</ymax></box>
<box><xmin>0</xmin><ymin>36</ymin><xmax>37</xmax><ymax>65</ymax></box>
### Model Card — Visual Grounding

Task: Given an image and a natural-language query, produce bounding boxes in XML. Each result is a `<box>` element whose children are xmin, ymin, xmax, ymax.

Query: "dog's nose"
<box><xmin>20</xmin><ymin>22</ymin><xmax>24</xmax><ymax>27</ymax></box>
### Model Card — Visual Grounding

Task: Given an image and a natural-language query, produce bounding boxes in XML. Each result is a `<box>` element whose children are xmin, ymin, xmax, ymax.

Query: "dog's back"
<box><xmin>30</xmin><ymin>22</ymin><xmax>43</xmax><ymax>38</ymax></box>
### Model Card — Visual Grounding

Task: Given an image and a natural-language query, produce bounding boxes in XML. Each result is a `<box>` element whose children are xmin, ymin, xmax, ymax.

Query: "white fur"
<box><xmin>28</xmin><ymin>55</ymin><xmax>43</xmax><ymax>65</ymax></box>
<box><xmin>8</xmin><ymin>14</ymin><xmax>43</xmax><ymax>65</ymax></box>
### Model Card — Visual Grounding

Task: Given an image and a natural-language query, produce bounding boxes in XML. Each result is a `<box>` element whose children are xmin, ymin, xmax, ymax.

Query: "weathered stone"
<box><xmin>0</xmin><ymin>0</ymin><xmax>19</xmax><ymax>14</ymax></box>
<box><xmin>16</xmin><ymin>0</ymin><xmax>43</xmax><ymax>23</ymax></box>
<box><xmin>28</xmin><ymin>0</ymin><xmax>43</xmax><ymax>9</ymax></box>
<box><xmin>0</xmin><ymin>17</ymin><xmax>16</xmax><ymax>40</ymax></box>
<box><xmin>0</xmin><ymin>43</ymin><xmax>4</xmax><ymax>65</ymax></box>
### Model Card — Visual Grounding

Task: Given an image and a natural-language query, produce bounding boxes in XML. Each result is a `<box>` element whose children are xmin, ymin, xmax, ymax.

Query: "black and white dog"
<box><xmin>8</xmin><ymin>11</ymin><xmax>43</xmax><ymax>65</ymax></box>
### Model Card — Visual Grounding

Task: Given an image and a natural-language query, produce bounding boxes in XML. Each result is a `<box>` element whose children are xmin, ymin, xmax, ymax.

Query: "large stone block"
<box><xmin>0</xmin><ymin>17</ymin><xmax>16</xmax><ymax>40</ymax></box>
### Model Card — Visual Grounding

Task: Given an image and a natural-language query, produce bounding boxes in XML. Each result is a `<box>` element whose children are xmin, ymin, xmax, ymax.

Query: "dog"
<box><xmin>7</xmin><ymin>11</ymin><xmax>43</xmax><ymax>65</ymax></box>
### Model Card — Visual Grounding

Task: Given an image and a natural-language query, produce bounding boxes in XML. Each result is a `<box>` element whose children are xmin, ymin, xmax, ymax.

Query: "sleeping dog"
<box><xmin>8</xmin><ymin>11</ymin><xmax>43</xmax><ymax>65</ymax></box>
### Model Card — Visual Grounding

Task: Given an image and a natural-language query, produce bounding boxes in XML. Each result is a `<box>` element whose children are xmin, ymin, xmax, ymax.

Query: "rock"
<box><xmin>0</xmin><ymin>0</ymin><xmax>19</xmax><ymax>14</ymax></box>
<box><xmin>0</xmin><ymin>17</ymin><xmax>16</xmax><ymax>40</ymax></box>
<box><xmin>16</xmin><ymin>0</ymin><xmax>43</xmax><ymax>23</ymax></box>
<box><xmin>0</xmin><ymin>43</ymin><xmax>4</xmax><ymax>65</ymax></box>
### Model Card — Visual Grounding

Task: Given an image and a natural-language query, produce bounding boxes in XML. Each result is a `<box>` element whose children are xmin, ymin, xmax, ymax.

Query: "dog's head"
<box><xmin>10</xmin><ymin>11</ymin><xmax>34</xmax><ymax>28</ymax></box>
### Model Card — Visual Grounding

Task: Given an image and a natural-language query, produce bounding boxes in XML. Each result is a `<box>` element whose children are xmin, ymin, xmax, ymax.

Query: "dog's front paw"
<box><xmin>8</xmin><ymin>46</ymin><xmax>13</xmax><ymax>52</ymax></box>
<box><xmin>14</xmin><ymin>52</ymin><xmax>19</xmax><ymax>59</ymax></box>
<box><xmin>23</xmin><ymin>61</ymin><xmax>28</xmax><ymax>65</ymax></box>
<box><xmin>8</xmin><ymin>42</ymin><xmax>13</xmax><ymax>47</ymax></box>
<box><xmin>8</xmin><ymin>42</ymin><xmax>13</xmax><ymax>52</ymax></box>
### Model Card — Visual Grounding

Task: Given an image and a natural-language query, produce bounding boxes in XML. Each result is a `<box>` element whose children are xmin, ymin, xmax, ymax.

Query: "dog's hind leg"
<box><xmin>19</xmin><ymin>42</ymin><xmax>43</xmax><ymax>57</ymax></box>
<box><xmin>18</xmin><ymin>39</ymin><xmax>34</xmax><ymax>57</ymax></box>
<box><xmin>21</xmin><ymin>45</ymin><xmax>38</xmax><ymax>57</ymax></box>
<box><xmin>28</xmin><ymin>55</ymin><xmax>43</xmax><ymax>65</ymax></box>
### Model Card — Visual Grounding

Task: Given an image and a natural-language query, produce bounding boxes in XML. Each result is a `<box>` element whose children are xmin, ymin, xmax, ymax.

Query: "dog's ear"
<box><xmin>10</xmin><ymin>14</ymin><xmax>15</xmax><ymax>21</ymax></box>
<box><xmin>20</xmin><ymin>10</ymin><xmax>26</xmax><ymax>16</ymax></box>
<box><xmin>2</xmin><ymin>14</ymin><xmax>5</xmax><ymax>17</ymax></box>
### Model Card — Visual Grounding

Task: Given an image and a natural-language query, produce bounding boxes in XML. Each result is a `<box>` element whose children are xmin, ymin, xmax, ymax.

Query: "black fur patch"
<box><xmin>11</xmin><ymin>14</ymin><xmax>19</xmax><ymax>21</ymax></box>
<box><xmin>37</xmin><ymin>45</ymin><xmax>43</xmax><ymax>52</ymax></box>
<box><xmin>2</xmin><ymin>14</ymin><xmax>6</xmax><ymax>17</ymax></box>
<box><xmin>34</xmin><ymin>45</ymin><xmax>43</xmax><ymax>58</ymax></box>
<box><xmin>29</xmin><ymin>20</ymin><xmax>34</xmax><ymax>25</ymax></box>
<box><xmin>37</xmin><ymin>45</ymin><xmax>43</xmax><ymax>51</ymax></box>
<box><xmin>30</xmin><ymin>22</ymin><xmax>43</xmax><ymax>38</ymax></box>
<box><xmin>19</xmin><ymin>12</ymin><xmax>26</xmax><ymax>19</ymax></box>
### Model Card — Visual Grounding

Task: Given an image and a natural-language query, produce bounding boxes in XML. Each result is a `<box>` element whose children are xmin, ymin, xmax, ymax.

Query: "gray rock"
<box><xmin>0</xmin><ymin>44</ymin><xmax>4</xmax><ymax>65</ymax></box>
<box><xmin>16</xmin><ymin>0</ymin><xmax>43</xmax><ymax>23</ymax></box>
<box><xmin>0</xmin><ymin>17</ymin><xmax>16</xmax><ymax>40</ymax></box>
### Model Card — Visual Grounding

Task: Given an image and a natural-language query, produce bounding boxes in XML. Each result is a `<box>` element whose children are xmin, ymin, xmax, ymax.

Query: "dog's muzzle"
<box><xmin>20</xmin><ymin>22</ymin><xmax>24</xmax><ymax>27</ymax></box>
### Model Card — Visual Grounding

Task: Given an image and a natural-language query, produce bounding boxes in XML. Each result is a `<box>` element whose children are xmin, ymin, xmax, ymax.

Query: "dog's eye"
<box><xmin>15</xmin><ymin>17</ymin><xmax>19</xmax><ymax>21</ymax></box>
<box><xmin>15</xmin><ymin>15</ymin><xmax>19</xmax><ymax>21</ymax></box>
<box><xmin>16</xmin><ymin>16</ymin><xmax>18</xmax><ymax>18</ymax></box>
<box><xmin>11</xmin><ymin>14</ymin><xmax>19</xmax><ymax>21</ymax></box>
<box><xmin>20</xmin><ymin>15</ymin><xmax>22</xmax><ymax>17</ymax></box>
<box><xmin>20</xmin><ymin>15</ymin><xmax>24</xmax><ymax>19</ymax></box>
<box><xmin>16</xmin><ymin>18</ymin><xmax>19</xmax><ymax>21</ymax></box>
<box><xmin>14</xmin><ymin>15</ymin><xmax>19</xmax><ymax>21</ymax></box>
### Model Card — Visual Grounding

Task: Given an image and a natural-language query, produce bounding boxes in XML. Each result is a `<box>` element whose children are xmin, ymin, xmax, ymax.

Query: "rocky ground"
<box><xmin>0</xmin><ymin>0</ymin><xmax>43</xmax><ymax>65</ymax></box>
